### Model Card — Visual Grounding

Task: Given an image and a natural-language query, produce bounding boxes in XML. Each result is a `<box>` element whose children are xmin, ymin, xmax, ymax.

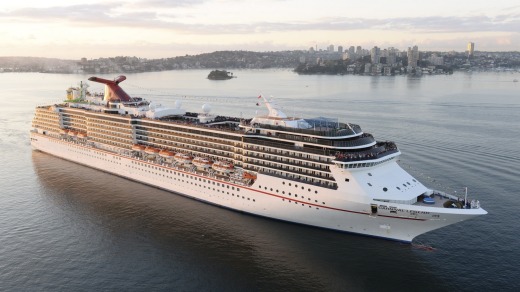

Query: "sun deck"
<box><xmin>414</xmin><ymin>192</ymin><xmax>477</xmax><ymax>209</ymax></box>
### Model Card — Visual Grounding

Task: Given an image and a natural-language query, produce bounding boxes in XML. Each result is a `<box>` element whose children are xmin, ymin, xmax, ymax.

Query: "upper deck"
<box><xmin>240</xmin><ymin>119</ymin><xmax>362</xmax><ymax>138</ymax></box>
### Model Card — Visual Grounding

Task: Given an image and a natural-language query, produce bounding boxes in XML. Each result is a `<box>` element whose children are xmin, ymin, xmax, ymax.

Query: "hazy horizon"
<box><xmin>1</xmin><ymin>0</ymin><xmax>519</xmax><ymax>59</ymax></box>
<box><xmin>1</xmin><ymin>48</ymin><xmax>519</xmax><ymax>62</ymax></box>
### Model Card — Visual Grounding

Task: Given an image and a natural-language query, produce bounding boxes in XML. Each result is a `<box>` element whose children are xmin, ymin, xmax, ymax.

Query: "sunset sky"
<box><xmin>1</xmin><ymin>0</ymin><xmax>519</xmax><ymax>59</ymax></box>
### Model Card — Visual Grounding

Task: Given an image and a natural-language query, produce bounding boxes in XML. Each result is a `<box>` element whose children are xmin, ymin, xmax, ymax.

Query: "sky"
<box><xmin>1</xmin><ymin>0</ymin><xmax>519</xmax><ymax>59</ymax></box>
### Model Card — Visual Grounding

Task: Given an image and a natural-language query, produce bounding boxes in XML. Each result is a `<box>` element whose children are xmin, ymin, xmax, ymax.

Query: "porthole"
<box><xmin>368</xmin><ymin>183</ymin><xmax>372</xmax><ymax>186</ymax></box>
<box><xmin>397</xmin><ymin>187</ymin><xmax>401</xmax><ymax>190</ymax></box>
<box><xmin>383</xmin><ymin>187</ymin><xmax>388</xmax><ymax>192</ymax></box>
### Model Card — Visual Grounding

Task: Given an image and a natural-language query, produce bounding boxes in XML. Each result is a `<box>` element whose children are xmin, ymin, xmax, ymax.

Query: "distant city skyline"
<box><xmin>1</xmin><ymin>0</ymin><xmax>519</xmax><ymax>59</ymax></box>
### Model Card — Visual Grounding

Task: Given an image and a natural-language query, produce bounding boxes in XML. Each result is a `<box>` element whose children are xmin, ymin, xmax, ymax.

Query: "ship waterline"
<box><xmin>30</xmin><ymin>75</ymin><xmax>486</xmax><ymax>242</ymax></box>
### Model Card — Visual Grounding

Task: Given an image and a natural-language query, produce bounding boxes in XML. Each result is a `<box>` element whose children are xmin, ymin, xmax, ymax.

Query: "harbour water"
<box><xmin>1</xmin><ymin>70</ymin><xmax>519</xmax><ymax>291</ymax></box>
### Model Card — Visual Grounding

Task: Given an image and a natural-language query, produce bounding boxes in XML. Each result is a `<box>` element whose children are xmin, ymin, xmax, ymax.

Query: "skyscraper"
<box><xmin>407</xmin><ymin>45</ymin><xmax>419</xmax><ymax>68</ymax></box>
<box><xmin>467</xmin><ymin>42</ymin><xmax>475</xmax><ymax>57</ymax></box>
<box><xmin>370</xmin><ymin>46</ymin><xmax>380</xmax><ymax>64</ymax></box>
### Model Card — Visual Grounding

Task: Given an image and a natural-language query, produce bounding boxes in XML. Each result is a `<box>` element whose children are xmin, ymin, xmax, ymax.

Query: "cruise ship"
<box><xmin>30</xmin><ymin>76</ymin><xmax>487</xmax><ymax>242</ymax></box>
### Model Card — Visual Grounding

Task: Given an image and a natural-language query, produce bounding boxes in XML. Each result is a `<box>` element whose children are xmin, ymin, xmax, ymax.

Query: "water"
<box><xmin>1</xmin><ymin>70</ymin><xmax>519</xmax><ymax>291</ymax></box>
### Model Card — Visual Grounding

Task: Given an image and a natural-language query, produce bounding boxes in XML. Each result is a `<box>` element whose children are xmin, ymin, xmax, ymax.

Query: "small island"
<box><xmin>207</xmin><ymin>70</ymin><xmax>235</xmax><ymax>80</ymax></box>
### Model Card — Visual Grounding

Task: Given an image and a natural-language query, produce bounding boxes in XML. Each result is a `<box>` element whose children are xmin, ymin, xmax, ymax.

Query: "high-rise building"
<box><xmin>356</xmin><ymin>46</ymin><xmax>362</xmax><ymax>55</ymax></box>
<box><xmin>467</xmin><ymin>42</ymin><xmax>475</xmax><ymax>57</ymax></box>
<box><xmin>387</xmin><ymin>50</ymin><xmax>397</xmax><ymax>66</ymax></box>
<box><xmin>370</xmin><ymin>46</ymin><xmax>380</xmax><ymax>64</ymax></box>
<box><xmin>328</xmin><ymin>44</ymin><xmax>334</xmax><ymax>52</ymax></box>
<box><xmin>338</xmin><ymin>46</ymin><xmax>343</xmax><ymax>53</ymax></box>
<box><xmin>407</xmin><ymin>45</ymin><xmax>419</xmax><ymax>68</ymax></box>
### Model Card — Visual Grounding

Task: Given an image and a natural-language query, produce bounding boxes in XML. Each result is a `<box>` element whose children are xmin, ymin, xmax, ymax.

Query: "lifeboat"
<box><xmin>193</xmin><ymin>157</ymin><xmax>213</xmax><ymax>169</ymax></box>
<box><xmin>144</xmin><ymin>146</ymin><xmax>160</xmax><ymax>155</ymax></box>
<box><xmin>77</xmin><ymin>132</ymin><xmax>87</xmax><ymax>138</ymax></box>
<box><xmin>69</xmin><ymin>131</ymin><xmax>77</xmax><ymax>137</ymax></box>
<box><xmin>212</xmin><ymin>161</ymin><xmax>234</xmax><ymax>173</ymax></box>
<box><xmin>59</xmin><ymin>129</ymin><xmax>69</xmax><ymax>135</ymax></box>
<box><xmin>132</xmin><ymin>144</ymin><xmax>146</xmax><ymax>151</ymax></box>
<box><xmin>174</xmin><ymin>153</ymin><xmax>193</xmax><ymax>164</ymax></box>
<box><xmin>159</xmin><ymin>149</ymin><xmax>174</xmax><ymax>158</ymax></box>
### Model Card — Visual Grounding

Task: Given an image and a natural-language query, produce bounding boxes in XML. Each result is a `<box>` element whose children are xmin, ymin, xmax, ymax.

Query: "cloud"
<box><xmin>129</xmin><ymin>0</ymin><xmax>208</xmax><ymax>8</ymax></box>
<box><xmin>1</xmin><ymin>3</ymin><xmax>519</xmax><ymax>35</ymax></box>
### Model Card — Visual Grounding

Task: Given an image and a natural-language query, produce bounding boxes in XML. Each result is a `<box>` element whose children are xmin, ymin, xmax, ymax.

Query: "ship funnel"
<box><xmin>88</xmin><ymin>76</ymin><xmax>132</xmax><ymax>102</ymax></box>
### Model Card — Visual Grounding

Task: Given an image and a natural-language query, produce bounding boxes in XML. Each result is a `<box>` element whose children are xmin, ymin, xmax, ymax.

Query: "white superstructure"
<box><xmin>30</xmin><ymin>76</ymin><xmax>487</xmax><ymax>242</ymax></box>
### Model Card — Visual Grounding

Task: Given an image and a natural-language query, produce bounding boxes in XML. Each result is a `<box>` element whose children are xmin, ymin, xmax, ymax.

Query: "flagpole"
<box><xmin>464</xmin><ymin>187</ymin><xmax>468</xmax><ymax>208</ymax></box>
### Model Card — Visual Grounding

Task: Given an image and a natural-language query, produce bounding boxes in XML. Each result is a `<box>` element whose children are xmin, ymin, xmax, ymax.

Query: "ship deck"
<box><xmin>413</xmin><ymin>193</ymin><xmax>463</xmax><ymax>208</ymax></box>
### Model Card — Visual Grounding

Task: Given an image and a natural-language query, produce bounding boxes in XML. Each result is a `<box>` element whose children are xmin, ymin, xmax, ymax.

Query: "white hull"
<box><xmin>31</xmin><ymin>132</ymin><xmax>484</xmax><ymax>242</ymax></box>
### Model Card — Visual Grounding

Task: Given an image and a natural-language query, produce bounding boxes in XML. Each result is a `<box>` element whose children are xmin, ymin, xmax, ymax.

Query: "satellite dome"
<box><xmin>174</xmin><ymin>100</ymin><xmax>182</xmax><ymax>109</ymax></box>
<box><xmin>202</xmin><ymin>104</ymin><xmax>211</xmax><ymax>114</ymax></box>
